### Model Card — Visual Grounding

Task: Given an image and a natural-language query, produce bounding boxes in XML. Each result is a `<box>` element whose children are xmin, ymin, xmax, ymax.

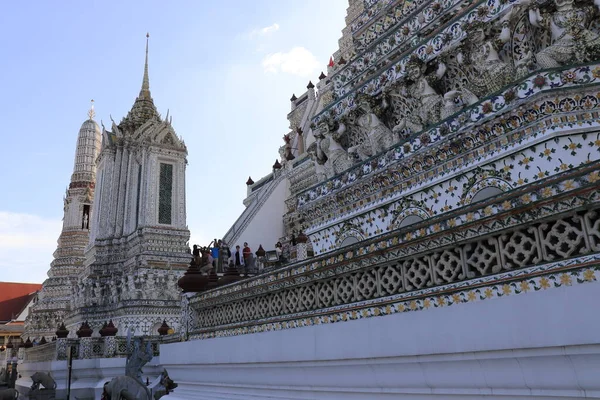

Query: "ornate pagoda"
<box><xmin>166</xmin><ymin>0</ymin><xmax>600</xmax><ymax>398</ymax></box>
<box><xmin>66</xmin><ymin>35</ymin><xmax>189</xmax><ymax>336</ymax></box>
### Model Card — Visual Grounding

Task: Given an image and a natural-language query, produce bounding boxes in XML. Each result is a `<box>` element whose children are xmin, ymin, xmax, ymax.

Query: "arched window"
<box><xmin>471</xmin><ymin>186</ymin><xmax>504</xmax><ymax>204</ymax></box>
<box><xmin>339</xmin><ymin>236</ymin><xmax>360</xmax><ymax>248</ymax></box>
<box><xmin>397</xmin><ymin>214</ymin><xmax>424</xmax><ymax>228</ymax></box>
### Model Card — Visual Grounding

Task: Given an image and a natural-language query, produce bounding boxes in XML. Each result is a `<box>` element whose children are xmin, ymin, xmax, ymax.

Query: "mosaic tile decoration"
<box><xmin>190</xmin><ymin>255</ymin><xmax>599</xmax><ymax>340</ymax></box>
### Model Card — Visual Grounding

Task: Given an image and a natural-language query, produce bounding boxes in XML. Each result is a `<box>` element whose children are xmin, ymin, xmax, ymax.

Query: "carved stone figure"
<box><xmin>125</xmin><ymin>337</ymin><xmax>153</xmax><ymax>381</ymax></box>
<box><xmin>153</xmin><ymin>369</ymin><xmax>178</xmax><ymax>400</ymax></box>
<box><xmin>104</xmin><ymin>376</ymin><xmax>150</xmax><ymax>400</ymax></box>
<box><xmin>349</xmin><ymin>94</ymin><xmax>397</xmax><ymax>160</ymax></box>
<box><xmin>127</xmin><ymin>275</ymin><xmax>136</xmax><ymax>299</ymax></box>
<box><xmin>29</xmin><ymin>372</ymin><xmax>56</xmax><ymax>400</ymax></box>
<box><xmin>391</xmin><ymin>56</ymin><xmax>447</xmax><ymax>136</ymax></box>
<box><xmin>459</xmin><ymin>19</ymin><xmax>515</xmax><ymax>97</ymax></box>
<box><xmin>93</xmin><ymin>282</ymin><xmax>101</xmax><ymax>301</ymax></box>
<box><xmin>110</xmin><ymin>282</ymin><xmax>119</xmax><ymax>303</ymax></box>
<box><xmin>508</xmin><ymin>0</ymin><xmax>600</xmax><ymax>68</ymax></box>
<box><xmin>0</xmin><ymin>389</ymin><xmax>18</xmax><ymax>400</ymax></box>
<box><xmin>314</xmin><ymin>122</ymin><xmax>354</xmax><ymax>178</ymax></box>
<box><xmin>30</xmin><ymin>372</ymin><xmax>56</xmax><ymax>391</ymax></box>
<box><xmin>307</xmin><ymin>144</ymin><xmax>328</xmax><ymax>182</ymax></box>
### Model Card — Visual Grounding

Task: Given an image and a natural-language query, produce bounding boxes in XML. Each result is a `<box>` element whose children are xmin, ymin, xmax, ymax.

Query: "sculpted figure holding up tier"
<box><xmin>349</xmin><ymin>94</ymin><xmax>397</xmax><ymax>160</ymax></box>
<box><xmin>506</xmin><ymin>0</ymin><xmax>600</xmax><ymax>68</ymax></box>
<box><xmin>389</xmin><ymin>55</ymin><xmax>472</xmax><ymax>137</ymax></box>
<box><xmin>314</xmin><ymin>121</ymin><xmax>354</xmax><ymax>179</ymax></box>
<box><xmin>307</xmin><ymin>143</ymin><xmax>328</xmax><ymax>183</ymax></box>
<box><xmin>458</xmin><ymin>20</ymin><xmax>516</xmax><ymax>97</ymax></box>
<box><xmin>392</xmin><ymin>55</ymin><xmax>459</xmax><ymax>136</ymax></box>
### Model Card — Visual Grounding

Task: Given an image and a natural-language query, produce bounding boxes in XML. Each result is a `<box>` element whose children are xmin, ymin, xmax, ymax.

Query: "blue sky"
<box><xmin>0</xmin><ymin>0</ymin><xmax>348</xmax><ymax>283</ymax></box>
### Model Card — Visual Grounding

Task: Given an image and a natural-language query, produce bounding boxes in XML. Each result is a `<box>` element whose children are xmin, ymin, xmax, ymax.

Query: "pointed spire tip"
<box><xmin>140</xmin><ymin>33</ymin><xmax>150</xmax><ymax>98</ymax></box>
<box><xmin>88</xmin><ymin>99</ymin><xmax>96</xmax><ymax>120</ymax></box>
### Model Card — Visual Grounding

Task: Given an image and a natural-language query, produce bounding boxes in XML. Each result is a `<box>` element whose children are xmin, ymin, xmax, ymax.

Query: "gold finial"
<box><xmin>88</xmin><ymin>99</ymin><xmax>96</xmax><ymax>120</ymax></box>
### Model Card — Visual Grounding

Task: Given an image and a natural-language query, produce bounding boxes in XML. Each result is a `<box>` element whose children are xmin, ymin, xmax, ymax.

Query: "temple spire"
<box><xmin>118</xmin><ymin>33</ymin><xmax>159</xmax><ymax>131</ymax></box>
<box><xmin>140</xmin><ymin>33</ymin><xmax>151</xmax><ymax>99</ymax></box>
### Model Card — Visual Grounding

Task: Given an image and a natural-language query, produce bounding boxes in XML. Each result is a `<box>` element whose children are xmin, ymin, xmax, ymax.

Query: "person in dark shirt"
<box><xmin>234</xmin><ymin>245</ymin><xmax>243</xmax><ymax>266</ymax></box>
<box><xmin>192</xmin><ymin>245</ymin><xmax>201</xmax><ymax>266</ymax></box>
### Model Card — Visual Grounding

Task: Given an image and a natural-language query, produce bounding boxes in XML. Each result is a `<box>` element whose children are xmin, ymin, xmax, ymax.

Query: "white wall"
<box><xmin>16</xmin><ymin>357</ymin><xmax>164</xmax><ymax>400</ymax></box>
<box><xmin>160</xmin><ymin>280</ymin><xmax>600</xmax><ymax>399</ymax></box>
<box><xmin>229</xmin><ymin>178</ymin><xmax>288</xmax><ymax>254</ymax></box>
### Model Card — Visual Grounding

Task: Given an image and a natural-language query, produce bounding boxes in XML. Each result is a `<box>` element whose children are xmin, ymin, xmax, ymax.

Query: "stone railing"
<box><xmin>22</xmin><ymin>342</ymin><xmax>57</xmax><ymax>363</ymax></box>
<box><xmin>223</xmin><ymin>172</ymin><xmax>286</xmax><ymax>246</ymax></box>
<box><xmin>21</xmin><ymin>336</ymin><xmax>165</xmax><ymax>363</ymax></box>
<box><xmin>188</xmin><ymin>169</ymin><xmax>600</xmax><ymax>338</ymax></box>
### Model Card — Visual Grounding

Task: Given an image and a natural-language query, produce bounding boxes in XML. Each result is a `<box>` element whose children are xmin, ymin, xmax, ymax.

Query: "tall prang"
<box><xmin>67</xmin><ymin>35</ymin><xmax>190</xmax><ymax>336</ymax></box>
<box><xmin>24</xmin><ymin>103</ymin><xmax>101</xmax><ymax>340</ymax></box>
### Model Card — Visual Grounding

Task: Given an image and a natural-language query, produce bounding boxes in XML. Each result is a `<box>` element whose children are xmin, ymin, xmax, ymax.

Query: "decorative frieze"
<box><xmin>190</xmin><ymin>256</ymin><xmax>599</xmax><ymax>340</ymax></box>
<box><xmin>190</xmin><ymin>206</ymin><xmax>600</xmax><ymax>336</ymax></box>
<box><xmin>307</xmin><ymin>132</ymin><xmax>598</xmax><ymax>253</ymax></box>
<box><xmin>297</xmin><ymin>68</ymin><xmax>600</xmax><ymax>210</ymax></box>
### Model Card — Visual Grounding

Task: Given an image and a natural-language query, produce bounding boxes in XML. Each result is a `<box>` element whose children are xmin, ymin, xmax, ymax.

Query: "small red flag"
<box><xmin>328</xmin><ymin>56</ymin><xmax>334</xmax><ymax>67</ymax></box>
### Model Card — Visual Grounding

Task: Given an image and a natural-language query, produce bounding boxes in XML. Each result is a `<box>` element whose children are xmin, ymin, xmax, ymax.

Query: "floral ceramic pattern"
<box><xmin>328</xmin><ymin>0</ymin><xmax>520</xmax><ymax>103</ymax></box>
<box><xmin>299</xmin><ymin>75</ymin><xmax>600</xmax><ymax>209</ymax></box>
<box><xmin>189</xmin><ymin>256</ymin><xmax>600</xmax><ymax>340</ymax></box>
<box><xmin>196</xmin><ymin>185</ymin><xmax>600</xmax><ymax>305</ymax></box>
<box><xmin>296</xmin><ymin>104</ymin><xmax>600</xmax><ymax>245</ymax></box>
<box><xmin>307</xmin><ymin>133</ymin><xmax>597</xmax><ymax>254</ymax></box>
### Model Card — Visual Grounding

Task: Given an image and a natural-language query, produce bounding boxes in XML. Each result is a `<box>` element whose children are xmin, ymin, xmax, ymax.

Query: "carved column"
<box><xmin>79</xmin><ymin>337</ymin><xmax>93</xmax><ymax>359</ymax></box>
<box><xmin>296</xmin><ymin>243</ymin><xmax>308</xmax><ymax>261</ymax></box>
<box><xmin>17</xmin><ymin>347</ymin><xmax>25</xmax><ymax>362</ymax></box>
<box><xmin>296</xmin><ymin>232</ymin><xmax>309</xmax><ymax>261</ymax></box>
<box><xmin>55</xmin><ymin>338</ymin><xmax>68</xmax><ymax>360</ymax></box>
<box><xmin>103</xmin><ymin>336</ymin><xmax>117</xmax><ymax>358</ymax></box>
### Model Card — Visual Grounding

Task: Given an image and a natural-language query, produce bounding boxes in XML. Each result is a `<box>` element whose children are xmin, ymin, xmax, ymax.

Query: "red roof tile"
<box><xmin>0</xmin><ymin>282</ymin><xmax>42</xmax><ymax>323</ymax></box>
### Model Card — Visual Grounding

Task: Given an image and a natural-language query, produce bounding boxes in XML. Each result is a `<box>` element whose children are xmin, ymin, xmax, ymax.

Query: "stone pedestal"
<box><xmin>103</xmin><ymin>336</ymin><xmax>116</xmax><ymax>358</ymax></box>
<box><xmin>256</xmin><ymin>256</ymin><xmax>265</xmax><ymax>272</ymax></box>
<box><xmin>17</xmin><ymin>347</ymin><xmax>24</xmax><ymax>361</ymax></box>
<box><xmin>29</xmin><ymin>388</ymin><xmax>56</xmax><ymax>400</ymax></box>
<box><xmin>296</xmin><ymin>243</ymin><xmax>308</xmax><ymax>261</ymax></box>
<box><xmin>79</xmin><ymin>337</ymin><xmax>93</xmax><ymax>359</ymax></box>
<box><xmin>54</xmin><ymin>339</ymin><xmax>67</xmax><ymax>360</ymax></box>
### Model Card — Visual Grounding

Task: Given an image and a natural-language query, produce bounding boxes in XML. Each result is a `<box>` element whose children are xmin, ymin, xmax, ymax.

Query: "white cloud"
<box><xmin>262</xmin><ymin>47</ymin><xmax>321</xmax><ymax>77</ymax></box>
<box><xmin>0</xmin><ymin>211</ymin><xmax>62</xmax><ymax>283</ymax></box>
<box><xmin>241</xmin><ymin>23</ymin><xmax>280</xmax><ymax>40</ymax></box>
<box><xmin>260</xmin><ymin>23</ymin><xmax>279</xmax><ymax>36</ymax></box>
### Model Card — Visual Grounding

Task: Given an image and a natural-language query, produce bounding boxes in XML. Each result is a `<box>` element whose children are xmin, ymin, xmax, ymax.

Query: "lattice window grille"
<box><xmin>158</xmin><ymin>163</ymin><xmax>173</xmax><ymax>225</ymax></box>
<box><xmin>194</xmin><ymin>210</ymin><xmax>600</xmax><ymax>330</ymax></box>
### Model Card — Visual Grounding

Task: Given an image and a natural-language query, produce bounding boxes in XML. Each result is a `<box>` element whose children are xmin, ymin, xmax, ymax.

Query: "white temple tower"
<box><xmin>67</xmin><ymin>35</ymin><xmax>190</xmax><ymax>336</ymax></box>
<box><xmin>24</xmin><ymin>104</ymin><xmax>101</xmax><ymax>340</ymax></box>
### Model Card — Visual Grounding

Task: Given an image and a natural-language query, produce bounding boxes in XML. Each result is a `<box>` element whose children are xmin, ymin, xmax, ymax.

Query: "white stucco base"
<box><xmin>160</xmin><ymin>280</ymin><xmax>600</xmax><ymax>399</ymax></box>
<box><xmin>15</xmin><ymin>358</ymin><xmax>163</xmax><ymax>400</ymax></box>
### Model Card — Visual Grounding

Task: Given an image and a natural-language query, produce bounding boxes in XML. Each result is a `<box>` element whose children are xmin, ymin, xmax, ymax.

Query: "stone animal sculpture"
<box><xmin>125</xmin><ymin>337</ymin><xmax>153</xmax><ymax>381</ymax></box>
<box><xmin>0</xmin><ymin>389</ymin><xmax>18</xmax><ymax>400</ymax></box>
<box><xmin>104</xmin><ymin>376</ymin><xmax>151</xmax><ymax>400</ymax></box>
<box><xmin>30</xmin><ymin>372</ymin><xmax>56</xmax><ymax>390</ymax></box>
<box><xmin>154</xmin><ymin>369</ymin><xmax>178</xmax><ymax>399</ymax></box>
<box><xmin>0</xmin><ymin>368</ymin><xmax>7</xmax><ymax>387</ymax></box>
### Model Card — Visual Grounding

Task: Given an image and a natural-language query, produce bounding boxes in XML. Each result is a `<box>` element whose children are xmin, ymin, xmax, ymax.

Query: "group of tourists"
<box><xmin>192</xmin><ymin>239</ymin><xmax>256</xmax><ymax>275</ymax></box>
